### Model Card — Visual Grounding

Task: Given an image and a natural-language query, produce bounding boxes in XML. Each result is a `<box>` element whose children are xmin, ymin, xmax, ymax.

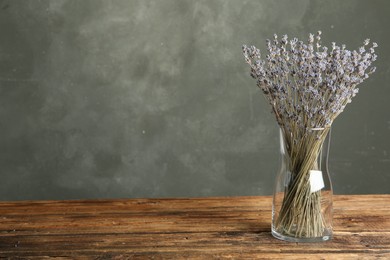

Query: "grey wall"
<box><xmin>0</xmin><ymin>0</ymin><xmax>389</xmax><ymax>201</ymax></box>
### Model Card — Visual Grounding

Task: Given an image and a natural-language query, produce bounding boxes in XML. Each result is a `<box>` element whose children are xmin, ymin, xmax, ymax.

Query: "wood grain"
<box><xmin>0</xmin><ymin>195</ymin><xmax>389</xmax><ymax>259</ymax></box>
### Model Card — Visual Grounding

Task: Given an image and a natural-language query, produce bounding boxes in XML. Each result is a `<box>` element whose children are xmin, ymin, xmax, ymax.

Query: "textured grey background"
<box><xmin>0</xmin><ymin>0</ymin><xmax>389</xmax><ymax>200</ymax></box>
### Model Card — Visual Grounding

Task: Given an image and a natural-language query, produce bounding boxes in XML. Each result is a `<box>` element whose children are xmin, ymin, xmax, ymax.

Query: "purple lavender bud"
<box><xmin>308</xmin><ymin>33</ymin><xmax>314</xmax><ymax>43</ymax></box>
<box><xmin>281</xmin><ymin>34</ymin><xmax>288</xmax><ymax>44</ymax></box>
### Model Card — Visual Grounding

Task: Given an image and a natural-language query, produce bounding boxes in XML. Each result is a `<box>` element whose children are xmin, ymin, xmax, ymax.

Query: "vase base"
<box><xmin>271</xmin><ymin>229</ymin><xmax>332</xmax><ymax>243</ymax></box>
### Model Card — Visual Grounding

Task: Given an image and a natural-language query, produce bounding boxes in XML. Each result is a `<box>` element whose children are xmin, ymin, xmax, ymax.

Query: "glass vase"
<box><xmin>271</xmin><ymin>127</ymin><xmax>333</xmax><ymax>242</ymax></box>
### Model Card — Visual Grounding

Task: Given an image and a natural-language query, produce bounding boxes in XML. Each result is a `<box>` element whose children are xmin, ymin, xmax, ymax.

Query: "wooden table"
<box><xmin>0</xmin><ymin>195</ymin><xmax>389</xmax><ymax>259</ymax></box>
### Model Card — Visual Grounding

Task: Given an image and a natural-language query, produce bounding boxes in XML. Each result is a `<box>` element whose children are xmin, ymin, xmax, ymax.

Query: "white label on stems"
<box><xmin>310</xmin><ymin>170</ymin><xmax>324</xmax><ymax>193</ymax></box>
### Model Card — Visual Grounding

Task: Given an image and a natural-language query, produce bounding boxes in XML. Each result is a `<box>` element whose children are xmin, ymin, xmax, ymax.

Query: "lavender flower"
<box><xmin>242</xmin><ymin>32</ymin><xmax>378</xmax><ymax>134</ymax></box>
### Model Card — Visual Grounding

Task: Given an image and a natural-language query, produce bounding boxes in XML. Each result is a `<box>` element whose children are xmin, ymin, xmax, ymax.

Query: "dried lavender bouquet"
<box><xmin>243</xmin><ymin>32</ymin><xmax>377</xmax><ymax>238</ymax></box>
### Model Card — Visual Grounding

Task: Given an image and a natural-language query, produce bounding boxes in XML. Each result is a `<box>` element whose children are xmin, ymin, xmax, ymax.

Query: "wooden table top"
<box><xmin>0</xmin><ymin>194</ymin><xmax>389</xmax><ymax>259</ymax></box>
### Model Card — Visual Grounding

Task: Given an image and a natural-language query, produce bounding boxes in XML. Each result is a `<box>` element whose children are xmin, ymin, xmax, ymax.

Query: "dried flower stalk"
<box><xmin>243</xmin><ymin>32</ymin><xmax>378</xmax><ymax>238</ymax></box>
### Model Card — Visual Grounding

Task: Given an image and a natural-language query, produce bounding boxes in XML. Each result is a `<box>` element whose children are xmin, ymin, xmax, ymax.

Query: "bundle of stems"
<box><xmin>242</xmin><ymin>32</ymin><xmax>378</xmax><ymax>238</ymax></box>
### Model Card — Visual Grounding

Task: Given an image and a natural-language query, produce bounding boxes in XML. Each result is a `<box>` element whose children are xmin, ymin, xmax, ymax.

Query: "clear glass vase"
<box><xmin>271</xmin><ymin>127</ymin><xmax>333</xmax><ymax>242</ymax></box>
